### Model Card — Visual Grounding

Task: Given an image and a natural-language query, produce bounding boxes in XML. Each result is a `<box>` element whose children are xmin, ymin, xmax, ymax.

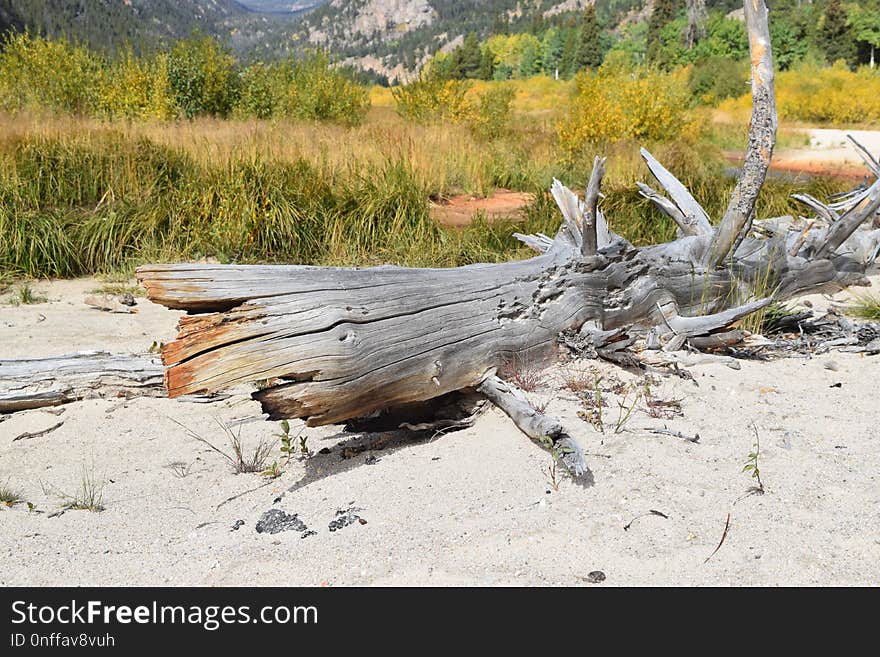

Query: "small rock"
<box><xmin>329</xmin><ymin>506</ymin><xmax>366</xmax><ymax>532</ymax></box>
<box><xmin>118</xmin><ymin>293</ymin><xmax>136</xmax><ymax>306</ymax></box>
<box><xmin>586</xmin><ymin>570</ymin><xmax>606</xmax><ymax>584</ymax></box>
<box><xmin>230</xmin><ymin>519</ymin><xmax>245</xmax><ymax>531</ymax></box>
<box><xmin>255</xmin><ymin>509</ymin><xmax>308</xmax><ymax>535</ymax></box>
<box><xmin>365</xmin><ymin>455</ymin><xmax>378</xmax><ymax>465</ymax></box>
<box><xmin>830</xmin><ymin>382</ymin><xmax>842</xmax><ymax>388</ymax></box>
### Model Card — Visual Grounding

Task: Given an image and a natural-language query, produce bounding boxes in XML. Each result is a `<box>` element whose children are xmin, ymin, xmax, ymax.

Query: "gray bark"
<box><xmin>477</xmin><ymin>374</ymin><xmax>588</xmax><ymax>477</ymax></box>
<box><xmin>640</xmin><ymin>147</ymin><xmax>712</xmax><ymax>236</ymax></box>
<box><xmin>708</xmin><ymin>0</ymin><xmax>777</xmax><ymax>267</ymax></box>
<box><xmin>0</xmin><ymin>351</ymin><xmax>164</xmax><ymax>413</ymax></box>
<box><xmin>685</xmin><ymin>0</ymin><xmax>709</xmax><ymax>49</ymax></box>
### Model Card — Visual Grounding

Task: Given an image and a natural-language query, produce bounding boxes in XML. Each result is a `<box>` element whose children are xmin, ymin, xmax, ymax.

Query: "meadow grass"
<box><xmin>0</xmin><ymin>108</ymin><xmax>853</xmax><ymax>280</ymax></box>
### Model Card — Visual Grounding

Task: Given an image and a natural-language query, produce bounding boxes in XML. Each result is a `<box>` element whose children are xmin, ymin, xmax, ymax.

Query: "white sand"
<box><xmin>1</xmin><ymin>276</ymin><xmax>879</xmax><ymax>586</ymax></box>
<box><xmin>774</xmin><ymin>128</ymin><xmax>880</xmax><ymax>173</ymax></box>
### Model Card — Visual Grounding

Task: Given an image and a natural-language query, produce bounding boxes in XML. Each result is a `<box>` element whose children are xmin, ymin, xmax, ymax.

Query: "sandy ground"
<box><xmin>1</xmin><ymin>274</ymin><xmax>879</xmax><ymax>587</ymax></box>
<box><xmin>429</xmin><ymin>189</ymin><xmax>533</xmax><ymax>226</ymax></box>
<box><xmin>772</xmin><ymin>128</ymin><xmax>880</xmax><ymax>178</ymax></box>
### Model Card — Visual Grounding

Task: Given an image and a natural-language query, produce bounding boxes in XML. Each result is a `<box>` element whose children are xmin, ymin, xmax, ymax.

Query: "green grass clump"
<box><xmin>844</xmin><ymin>293</ymin><xmax>880</xmax><ymax>321</ymax></box>
<box><xmin>61</xmin><ymin>468</ymin><xmax>106</xmax><ymax>512</ymax></box>
<box><xmin>0</xmin><ymin>483</ymin><xmax>24</xmax><ymax>508</ymax></box>
<box><xmin>15</xmin><ymin>283</ymin><xmax>46</xmax><ymax>304</ymax></box>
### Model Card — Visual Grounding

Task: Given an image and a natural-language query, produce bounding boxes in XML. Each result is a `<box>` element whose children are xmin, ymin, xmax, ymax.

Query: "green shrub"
<box><xmin>236</xmin><ymin>62</ymin><xmax>282</xmax><ymax>119</ymax></box>
<box><xmin>468</xmin><ymin>86</ymin><xmax>516</xmax><ymax>141</ymax></box>
<box><xmin>0</xmin><ymin>34</ymin><xmax>370</xmax><ymax>125</ymax></box>
<box><xmin>236</xmin><ymin>52</ymin><xmax>370</xmax><ymax>125</ymax></box>
<box><xmin>283</xmin><ymin>51</ymin><xmax>370</xmax><ymax>126</ymax></box>
<box><xmin>689</xmin><ymin>58</ymin><xmax>749</xmax><ymax>106</ymax></box>
<box><xmin>167</xmin><ymin>34</ymin><xmax>239</xmax><ymax>118</ymax></box>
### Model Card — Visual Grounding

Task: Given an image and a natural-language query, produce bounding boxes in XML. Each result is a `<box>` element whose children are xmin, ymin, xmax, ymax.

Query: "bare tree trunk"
<box><xmin>685</xmin><ymin>0</ymin><xmax>708</xmax><ymax>49</ymax></box>
<box><xmin>136</xmin><ymin>1</ymin><xmax>880</xmax><ymax>466</ymax></box>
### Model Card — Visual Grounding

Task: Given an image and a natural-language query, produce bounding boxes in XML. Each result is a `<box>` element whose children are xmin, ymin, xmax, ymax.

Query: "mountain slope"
<box><xmin>238</xmin><ymin>1</ymin><xmax>326</xmax><ymax>12</ymax></box>
<box><xmin>286</xmin><ymin>0</ymin><xmax>586</xmax><ymax>76</ymax></box>
<box><xmin>0</xmin><ymin>0</ymin><xmax>752</xmax><ymax>73</ymax></box>
<box><xmin>0</xmin><ymin>0</ymin><xmax>257</xmax><ymax>53</ymax></box>
<box><xmin>292</xmin><ymin>0</ymin><xmax>746</xmax><ymax>80</ymax></box>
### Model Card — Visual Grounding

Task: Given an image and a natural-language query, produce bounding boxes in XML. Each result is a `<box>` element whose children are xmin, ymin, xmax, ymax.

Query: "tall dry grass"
<box><xmin>0</xmin><ymin>99</ymin><xmax>853</xmax><ymax>280</ymax></box>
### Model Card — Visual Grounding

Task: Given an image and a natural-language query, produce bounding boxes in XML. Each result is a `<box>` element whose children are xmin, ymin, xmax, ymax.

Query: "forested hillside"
<box><xmin>0</xmin><ymin>0</ymin><xmax>258</xmax><ymax>54</ymax></box>
<box><xmin>0</xmin><ymin>1</ymin><xmax>876</xmax><ymax>78</ymax></box>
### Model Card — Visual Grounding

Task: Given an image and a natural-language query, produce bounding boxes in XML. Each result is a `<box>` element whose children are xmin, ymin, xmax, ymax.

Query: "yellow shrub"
<box><xmin>392</xmin><ymin>73</ymin><xmax>474</xmax><ymax>124</ymax></box>
<box><xmin>148</xmin><ymin>54</ymin><xmax>179</xmax><ymax>120</ymax></box>
<box><xmin>557</xmin><ymin>65</ymin><xmax>693</xmax><ymax>159</ymax></box>
<box><xmin>369</xmin><ymin>85</ymin><xmax>396</xmax><ymax>108</ymax></box>
<box><xmin>0</xmin><ymin>33</ymin><xmax>102</xmax><ymax>114</ymax></box>
<box><xmin>98</xmin><ymin>50</ymin><xmax>178</xmax><ymax>120</ymax></box>
<box><xmin>775</xmin><ymin>63</ymin><xmax>880</xmax><ymax>125</ymax></box>
<box><xmin>718</xmin><ymin>63</ymin><xmax>880</xmax><ymax>126</ymax></box>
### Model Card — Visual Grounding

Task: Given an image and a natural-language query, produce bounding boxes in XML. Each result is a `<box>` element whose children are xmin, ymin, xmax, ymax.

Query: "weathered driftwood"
<box><xmin>0</xmin><ymin>351</ymin><xmax>163</xmax><ymax>413</ymax></box>
<box><xmin>477</xmin><ymin>374</ymin><xmax>587</xmax><ymax>475</ymax></box>
<box><xmin>136</xmin><ymin>1</ymin><xmax>880</xmax><ymax>469</ymax></box>
<box><xmin>707</xmin><ymin>0</ymin><xmax>778</xmax><ymax>267</ymax></box>
<box><xmin>13</xmin><ymin>421</ymin><xmax>64</xmax><ymax>441</ymax></box>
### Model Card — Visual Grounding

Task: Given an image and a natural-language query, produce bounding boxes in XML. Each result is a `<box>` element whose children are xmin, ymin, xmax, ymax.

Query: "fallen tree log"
<box><xmin>0</xmin><ymin>351</ymin><xmax>164</xmax><ymax>413</ymax></box>
<box><xmin>136</xmin><ymin>1</ymin><xmax>880</xmax><ymax>470</ymax></box>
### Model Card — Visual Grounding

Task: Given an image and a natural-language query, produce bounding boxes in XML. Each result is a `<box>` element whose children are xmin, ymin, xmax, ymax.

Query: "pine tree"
<box><xmin>819</xmin><ymin>0</ymin><xmax>856</xmax><ymax>67</ymax></box>
<box><xmin>559</xmin><ymin>20</ymin><xmax>580</xmax><ymax>78</ymax></box>
<box><xmin>491</xmin><ymin>13</ymin><xmax>508</xmax><ymax>36</ymax></box>
<box><xmin>647</xmin><ymin>0</ymin><xmax>678</xmax><ymax>64</ymax></box>
<box><xmin>478</xmin><ymin>47</ymin><xmax>495</xmax><ymax>80</ymax></box>
<box><xmin>446</xmin><ymin>33</ymin><xmax>482</xmax><ymax>79</ymax></box>
<box><xmin>572</xmin><ymin>4</ymin><xmax>603</xmax><ymax>72</ymax></box>
<box><xmin>541</xmin><ymin>28</ymin><xmax>565</xmax><ymax>77</ymax></box>
<box><xmin>519</xmin><ymin>39</ymin><xmax>541</xmax><ymax>78</ymax></box>
<box><xmin>457</xmin><ymin>33</ymin><xmax>483</xmax><ymax>79</ymax></box>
